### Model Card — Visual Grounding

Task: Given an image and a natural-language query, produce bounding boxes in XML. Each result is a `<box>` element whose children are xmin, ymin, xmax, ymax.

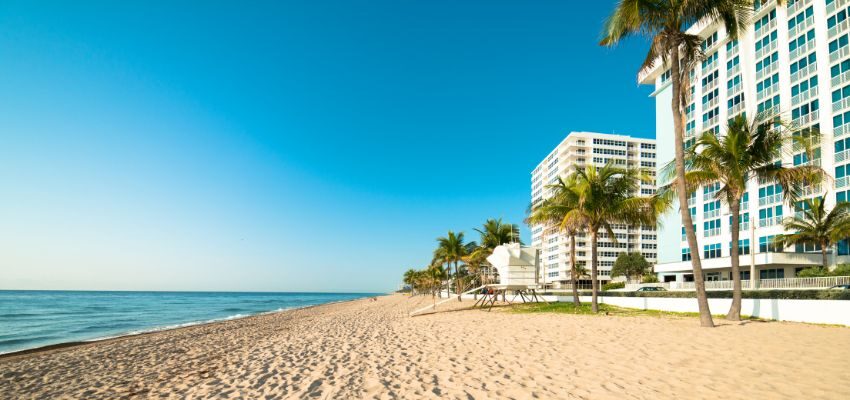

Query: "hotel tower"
<box><xmin>641</xmin><ymin>0</ymin><xmax>850</xmax><ymax>283</ymax></box>
<box><xmin>530</xmin><ymin>132</ymin><xmax>658</xmax><ymax>287</ymax></box>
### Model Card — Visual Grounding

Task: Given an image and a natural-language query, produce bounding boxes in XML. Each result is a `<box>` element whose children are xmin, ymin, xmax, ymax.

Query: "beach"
<box><xmin>1</xmin><ymin>294</ymin><xmax>848</xmax><ymax>399</ymax></box>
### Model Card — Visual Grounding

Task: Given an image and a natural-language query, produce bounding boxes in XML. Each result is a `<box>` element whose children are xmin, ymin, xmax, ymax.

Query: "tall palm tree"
<box><xmin>527</xmin><ymin>175</ymin><xmax>585</xmax><ymax>306</ymax></box>
<box><xmin>682</xmin><ymin>114</ymin><xmax>822</xmax><ymax>320</ymax></box>
<box><xmin>601</xmin><ymin>0</ymin><xmax>752</xmax><ymax>327</ymax></box>
<box><xmin>434</xmin><ymin>231</ymin><xmax>473</xmax><ymax>301</ymax></box>
<box><xmin>573</xmin><ymin>163</ymin><xmax>665</xmax><ymax>313</ymax></box>
<box><xmin>776</xmin><ymin>197</ymin><xmax>850</xmax><ymax>270</ymax></box>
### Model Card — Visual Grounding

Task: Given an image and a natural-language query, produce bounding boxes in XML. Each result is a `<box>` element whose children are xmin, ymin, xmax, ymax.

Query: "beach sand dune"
<box><xmin>1</xmin><ymin>294</ymin><xmax>848</xmax><ymax>399</ymax></box>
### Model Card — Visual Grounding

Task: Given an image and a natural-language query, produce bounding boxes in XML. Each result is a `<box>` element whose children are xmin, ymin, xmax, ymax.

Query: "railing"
<box><xmin>836</xmin><ymin>149</ymin><xmax>850</xmax><ymax>163</ymax></box>
<box><xmin>755</xmin><ymin>40</ymin><xmax>776</xmax><ymax>60</ymax></box>
<box><xmin>834</xmin><ymin>97</ymin><xmax>850</xmax><ymax>113</ymax></box>
<box><xmin>627</xmin><ymin>276</ymin><xmax>850</xmax><ymax>291</ymax></box>
<box><xmin>703</xmin><ymin>78</ymin><xmax>718</xmax><ymax>93</ymax></box>
<box><xmin>757</xmin><ymin>84</ymin><xmax>779</xmax><ymax>101</ymax></box>
<box><xmin>728</xmin><ymin>81</ymin><xmax>743</xmax><ymax>96</ymax></box>
<box><xmin>704</xmin><ymin>227</ymin><xmax>721</xmax><ymax>237</ymax></box>
<box><xmin>830</xmin><ymin>46</ymin><xmax>850</xmax><ymax>64</ymax></box>
<box><xmin>704</xmin><ymin>115</ymin><xmax>719</xmax><ymax>128</ymax></box>
<box><xmin>829</xmin><ymin>16</ymin><xmax>850</xmax><ymax>39</ymax></box>
<box><xmin>833</xmin><ymin>69</ymin><xmax>850</xmax><ymax>88</ymax></box>
<box><xmin>792</xmin><ymin>86</ymin><xmax>818</xmax><ymax>106</ymax></box>
<box><xmin>838</xmin><ymin>175</ymin><xmax>850</xmax><ymax>189</ymax></box>
<box><xmin>701</xmin><ymin>60</ymin><xmax>717</xmax><ymax>75</ymax></box>
<box><xmin>791</xmin><ymin>62</ymin><xmax>817</xmax><ymax>83</ymax></box>
<box><xmin>758</xmin><ymin>193</ymin><xmax>782</xmax><ymax>206</ymax></box>
<box><xmin>759</xmin><ymin>216</ymin><xmax>783</xmax><ymax>227</ymax></box>
<box><xmin>728</xmin><ymin>102</ymin><xmax>745</xmax><ymax>117</ymax></box>
<box><xmin>789</xmin><ymin>15</ymin><xmax>814</xmax><ymax>39</ymax></box>
<box><xmin>703</xmin><ymin>96</ymin><xmax>719</xmax><ymax>109</ymax></box>
<box><xmin>793</xmin><ymin>110</ymin><xmax>819</xmax><ymax>127</ymax></box>
<box><xmin>827</xmin><ymin>0</ymin><xmax>849</xmax><ymax>15</ymax></box>
<box><xmin>837</xmin><ymin>124</ymin><xmax>850</xmax><ymax>139</ymax></box>
<box><xmin>788</xmin><ymin>0</ymin><xmax>811</xmax><ymax>16</ymax></box>
<box><xmin>727</xmin><ymin>63</ymin><xmax>740</xmax><ymax>76</ymax></box>
<box><xmin>704</xmin><ymin>209</ymin><xmax>720</xmax><ymax>219</ymax></box>
<box><xmin>755</xmin><ymin>63</ymin><xmax>776</xmax><ymax>81</ymax></box>
<box><xmin>755</xmin><ymin>18</ymin><xmax>777</xmax><ymax>38</ymax></box>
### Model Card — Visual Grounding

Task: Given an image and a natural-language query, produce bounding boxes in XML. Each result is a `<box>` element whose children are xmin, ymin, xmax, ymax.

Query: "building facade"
<box><xmin>640</xmin><ymin>0</ymin><xmax>850</xmax><ymax>283</ymax></box>
<box><xmin>530</xmin><ymin>132</ymin><xmax>658</xmax><ymax>287</ymax></box>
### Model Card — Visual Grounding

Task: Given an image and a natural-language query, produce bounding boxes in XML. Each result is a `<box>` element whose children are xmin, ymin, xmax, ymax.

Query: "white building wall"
<box><xmin>531</xmin><ymin>132</ymin><xmax>657</xmax><ymax>286</ymax></box>
<box><xmin>644</xmin><ymin>0</ymin><xmax>850</xmax><ymax>279</ymax></box>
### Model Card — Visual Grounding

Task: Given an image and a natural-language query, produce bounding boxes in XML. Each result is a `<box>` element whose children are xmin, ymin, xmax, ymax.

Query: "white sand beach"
<box><xmin>1</xmin><ymin>294</ymin><xmax>848</xmax><ymax>399</ymax></box>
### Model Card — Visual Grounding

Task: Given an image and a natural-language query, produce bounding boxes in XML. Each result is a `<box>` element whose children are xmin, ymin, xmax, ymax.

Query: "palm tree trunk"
<box><xmin>570</xmin><ymin>233</ymin><xmax>580</xmax><ymax>306</ymax></box>
<box><xmin>590</xmin><ymin>229</ymin><xmax>599</xmax><ymax>313</ymax></box>
<box><xmin>456</xmin><ymin>261</ymin><xmax>462</xmax><ymax>301</ymax></box>
<box><xmin>727</xmin><ymin>199</ymin><xmax>742</xmax><ymax>321</ymax></box>
<box><xmin>671</xmin><ymin>44</ymin><xmax>714</xmax><ymax>327</ymax></box>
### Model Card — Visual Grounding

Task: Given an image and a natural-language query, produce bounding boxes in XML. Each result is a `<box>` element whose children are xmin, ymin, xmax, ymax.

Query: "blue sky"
<box><xmin>0</xmin><ymin>1</ymin><xmax>654</xmax><ymax>292</ymax></box>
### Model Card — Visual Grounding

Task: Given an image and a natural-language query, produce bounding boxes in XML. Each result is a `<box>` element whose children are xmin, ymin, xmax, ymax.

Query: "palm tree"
<box><xmin>572</xmin><ymin>163</ymin><xmax>664</xmax><ymax>313</ymax></box>
<box><xmin>776</xmin><ymin>197</ymin><xmax>850</xmax><ymax>270</ymax></box>
<box><xmin>527</xmin><ymin>175</ymin><xmax>585</xmax><ymax>306</ymax></box>
<box><xmin>681</xmin><ymin>114</ymin><xmax>822</xmax><ymax>320</ymax></box>
<box><xmin>434</xmin><ymin>231</ymin><xmax>474</xmax><ymax>301</ymax></box>
<box><xmin>600</xmin><ymin>0</ymin><xmax>752</xmax><ymax>327</ymax></box>
<box><xmin>403</xmin><ymin>268</ymin><xmax>417</xmax><ymax>293</ymax></box>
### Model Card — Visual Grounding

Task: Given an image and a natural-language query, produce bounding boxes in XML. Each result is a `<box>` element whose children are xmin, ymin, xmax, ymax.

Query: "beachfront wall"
<box><xmin>569</xmin><ymin>295</ymin><xmax>850</xmax><ymax>326</ymax></box>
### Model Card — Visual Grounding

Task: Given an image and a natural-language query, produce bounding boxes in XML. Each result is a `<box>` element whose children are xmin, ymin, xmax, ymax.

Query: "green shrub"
<box><xmin>797</xmin><ymin>267</ymin><xmax>831</xmax><ymax>277</ymax></box>
<box><xmin>641</xmin><ymin>274</ymin><xmax>659</xmax><ymax>283</ymax></box>
<box><xmin>602</xmin><ymin>281</ymin><xmax>626</xmax><ymax>291</ymax></box>
<box><xmin>831</xmin><ymin>264</ymin><xmax>850</xmax><ymax>276</ymax></box>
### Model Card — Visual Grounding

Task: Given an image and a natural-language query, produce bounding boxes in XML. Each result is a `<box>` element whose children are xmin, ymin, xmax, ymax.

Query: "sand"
<box><xmin>1</xmin><ymin>294</ymin><xmax>848</xmax><ymax>399</ymax></box>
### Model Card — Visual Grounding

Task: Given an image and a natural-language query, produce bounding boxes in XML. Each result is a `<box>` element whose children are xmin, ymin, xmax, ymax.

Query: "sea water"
<box><xmin>0</xmin><ymin>291</ymin><xmax>376</xmax><ymax>354</ymax></box>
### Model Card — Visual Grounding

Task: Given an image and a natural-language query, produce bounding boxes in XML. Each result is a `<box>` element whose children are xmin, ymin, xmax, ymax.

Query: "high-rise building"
<box><xmin>640</xmin><ymin>0</ymin><xmax>848</xmax><ymax>283</ymax></box>
<box><xmin>530</xmin><ymin>132</ymin><xmax>658</xmax><ymax>287</ymax></box>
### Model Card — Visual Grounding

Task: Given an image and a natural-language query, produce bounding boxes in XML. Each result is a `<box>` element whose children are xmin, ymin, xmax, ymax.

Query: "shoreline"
<box><xmin>2</xmin><ymin>293</ymin><xmax>848</xmax><ymax>399</ymax></box>
<box><xmin>0</xmin><ymin>294</ymin><xmax>379</xmax><ymax>361</ymax></box>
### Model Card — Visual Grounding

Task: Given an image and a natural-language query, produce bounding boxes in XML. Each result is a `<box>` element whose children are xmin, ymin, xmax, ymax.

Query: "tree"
<box><xmin>612</xmin><ymin>252</ymin><xmax>651</xmax><ymax>283</ymax></box>
<box><xmin>434</xmin><ymin>231</ymin><xmax>474</xmax><ymax>301</ymax></box>
<box><xmin>466</xmin><ymin>219</ymin><xmax>522</xmax><ymax>285</ymax></box>
<box><xmin>681</xmin><ymin>114</ymin><xmax>822</xmax><ymax>320</ymax></box>
<box><xmin>527</xmin><ymin>175</ymin><xmax>585</xmax><ymax>306</ymax></box>
<box><xmin>775</xmin><ymin>197</ymin><xmax>850</xmax><ymax>270</ymax></box>
<box><xmin>600</xmin><ymin>0</ymin><xmax>752</xmax><ymax>327</ymax></box>
<box><xmin>572</xmin><ymin>163</ymin><xmax>665</xmax><ymax>313</ymax></box>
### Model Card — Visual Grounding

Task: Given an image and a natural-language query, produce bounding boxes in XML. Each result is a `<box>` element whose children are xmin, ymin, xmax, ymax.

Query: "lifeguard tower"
<box><xmin>472</xmin><ymin>243</ymin><xmax>547</xmax><ymax>310</ymax></box>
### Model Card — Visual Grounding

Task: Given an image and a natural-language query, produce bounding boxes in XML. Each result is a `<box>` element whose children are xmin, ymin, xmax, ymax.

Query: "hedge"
<box><xmin>546</xmin><ymin>290</ymin><xmax>850</xmax><ymax>300</ymax></box>
<box><xmin>601</xmin><ymin>282</ymin><xmax>625</xmax><ymax>291</ymax></box>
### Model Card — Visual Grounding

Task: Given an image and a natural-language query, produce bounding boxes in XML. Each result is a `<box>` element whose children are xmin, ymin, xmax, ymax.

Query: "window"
<box><xmin>795</xmin><ymin>241</ymin><xmax>822</xmax><ymax>253</ymax></box>
<box><xmin>592</xmin><ymin>138</ymin><xmax>627</xmax><ymax>147</ymax></box>
<box><xmin>829</xmin><ymin>34</ymin><xmax>849</xmax><ymax>58</ymax></box>
<box><xmin>791</xmin><ymin>76</ymin><xmax>818</xmax><ymax>99</ymax></box>
<box><xmin>788</xmin><ymin>29</ymin><xmax>815</xmax><ymax>54</ymax></box>
<box><xmin>640</xmin><ymin>143</ymin><xmax>655</xmax><ymax>150</ymax></box>
<box><xmin>827</xmin><ymin>5</ymin><xmax>848</xmax><ymax>31</ymax></box>
<box><xmin>758</xmin><ymin>205</ymin><xmax>783</xmax><ymax>227</ymax></box>
<box><xmin>755</xmin><ymin>9</ymin><xmax>776</xmax><ymax>33</ymax></box>
<box><xmin>755</xmin><ymin>52</ymin><xmax>778</xmax><ymax>73</ymax></box>
<box><xmin>728</xmin><ymin>75</ymin><xmax>742</xmax><ymax>91</ymax></box>
<box><xmin>640</xmin><ymin>152</ymin><xmax>655</xmax><ymax>158</ymax></box>
<box><xmin>704</xmin><ymin>200</ymin><xmax>721</xmax><ymax>218</ymax></box>
<box><xmin>704</xmin><ymin>243</ymin><xmax>722</xmax><ymax>259</ymax></box>
<box><xmin>758</xmin><ymin>184</ymin><xmax>783</xmax><ymax>203</ymax></box>
<box><xmin>755</xmin><ymin>30</ymin><xmax>777</xmax><ymax>52</ymax></box>
<box><xmin>756</xmin><ymin>73</ymin><xmax>779</xmax><ymax>95</ymax></box>
<box><xmin>788</xmin><ymin>6</ymin><xmax>813</xmax><ymax>31</ymax></box>
<box><xmin>701</xmin><ymin>31</ymin><xmax>718</xmax><ymax>51</ymax></box>
<box><xmin>759</xmin><ymin>235</ymin><xmax>781</xmax><ymax>253</ymax></box>
<box><xmin>757</xmin><ymin>95</ymin><xmax>780</xmax><ymax>114</ymax></box>
<box><xmin>681</xmin><ymin>247</ymin><xmax>692</xmax><ymax>261</ymax></box>
<box><xmin>704</xmin><ymin>219</ymin><xmax>721</xmax><ymax>237</ymax></box>
<box><xmin>702</xmin><ymin>70</ymin><xmax>719</xmax><ymax>88</ymax></box>
<box><xmin>729</xmin><ymin>239</ymin><xmax>751</xmax><ymax>256</ymax></box>
<box><xmin>791</xmin><ymin>52</ymin><xmax>816</xmax><ymax>76</ymax></box>
<box><xmin>760</xmin><ymin>268</ymin><xmax>785</xmax><ymax>279</ymax></box>
<box><xmin>702</xmin><ymin>52</ymin><xmax>718</xmax><ymax>69</ymax></box>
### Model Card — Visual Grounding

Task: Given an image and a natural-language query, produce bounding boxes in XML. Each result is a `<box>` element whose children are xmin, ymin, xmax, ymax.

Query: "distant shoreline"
<box><xmin>0</xmin><ymin>293</ymin><xmax>382</xmax><ymax>360</ymax></box>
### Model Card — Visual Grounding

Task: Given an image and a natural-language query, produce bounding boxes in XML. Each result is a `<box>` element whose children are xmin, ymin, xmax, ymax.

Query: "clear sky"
<box><xmin>0</xmin><ymin>0</ymin><xmax>654</xmax><ymax>293</ymax></box>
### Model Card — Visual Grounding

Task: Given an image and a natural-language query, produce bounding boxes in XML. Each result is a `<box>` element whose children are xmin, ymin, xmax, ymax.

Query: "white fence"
<box><xmin>626</xmin><ymin>276</ymin><xmax>850</xmax><ymax>291</ymax></box>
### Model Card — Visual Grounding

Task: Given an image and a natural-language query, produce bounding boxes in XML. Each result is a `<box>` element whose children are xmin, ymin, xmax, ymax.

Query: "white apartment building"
<box><xmin>530</xmin><ymin>132</ymin><xmax>658</xmax><ymax>288</ymax></box>
<box><xmin>640</xmin><ymin>0</ymin><xmax>850</xmax><ymax>283</ymax></box>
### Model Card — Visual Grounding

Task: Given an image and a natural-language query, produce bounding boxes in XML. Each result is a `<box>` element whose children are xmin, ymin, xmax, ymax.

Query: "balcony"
<box><xmin>701</xmin><ymin>60</ymin><xmax>717</xmax><ymax>76</ymax></box>
<box><xmin>757</xmin><ymin>84</ymin><xmax>779</xmax><ymax>101</ymax></box>
<box><xmin>791</xmin><ymin>86</ymin><xmax>818</xmax><ymax>106</ymax></box>
<box><xmin>728</xmin><ymin>101</ymin><xmax>746</xmax><ymax>117</ymax></box>
<box><xmin>830</xmin><ymin>46</ymin><xmax>850</xmax><ymax>64</ymax></box>
<box><xmin>753</xmin><ymin>0</ymin><xmax>776</xmax><ymax>16</ymax></box>
<box><xmin>704</xmin><ymin>115</ymin><xmax>719</xmax><ymax>128</ymax></box>
<box><xmin>704</xmin><ymin>209</ymin><xmax>720</xmax><ymax>219</ymax></box>
<box><xmin>704</xmin><ymin>227</ymin><xmax>721</xmax><ymax>237</ymax></box>
<box><xmin>789</xmin><ymin>40</ymin><xmax>816</xmax><ymax>63</ymax></box>
<box><xmin>727</xmin><ymin>44</ymin><xmax>739</xmax><ymax>58</ymax></box>
<box><xmin>829</xmin><ymin>17</ymin><xmax>850</xmax><ymax>40</ymax></box>
<box><xmin>727</xmin><ymin>63</ymin><xmax>741</xmax><ymax>77</ymax></box>
<box><xmin>754</xmin><ymin>40</ymin><xmax>776</xmax><ymax>60</ymax></box>
<box><xmin>702</xmin><ymin>78</ymin><xmax>718</xmax><ymax>93</ymax></box>
<box><xmin>653</xmin><ymin>251</ymin><xmax>822</xmax><ymax>274</ymax></box>
<box><xmin>728</xmin><ymin>81</ymin><xmax>743</xmax><ymax>97</ymax></box>
<box><xmin>791</xmin><ymin>62</ymin><xmax>817</xmax><ymax>84</ymax></box>
<box><xmin>837</xmin><ymin>124</ymin><xmax>850</xmax><ymax>139</ymax></box>
<box><xmin>827</xmin><ymin>0</ymin><xmax>849</xmax><ymax>15</ymax></box>
<box><xmin>759</xmin><ymin>216</ymin><xmax>783</xmax><ymax>228</ymax></box>
<box><xmin>792</xmin><ymin>110</ymin><xmax>819</xmax><ymax>127</ymax></box>
<box><xmin>703</xmin><ymin>96</ymin><xmax>719</xmax><ymax>110</ymax></box>
<box><xmin>758</xmin><ymin>193</ymin><xmax>782</xmax><ymax>207</ymax></box>
<box><xmin>832</xmin><ymin>69</ymin><xmax>850</xmax><ymax>88</ymax></box>
<box><xmin>789</xmin><ymin>15</ymin><xmax>814</xmax><ymax>39</ymax></box>
<box><xmin>755</xmin><ymin>63</ymin><xmax>777</xmax><ymax>81</ymax></box>
<box><xmin>788</xmin><ymin>0</ymin><xmax>811</xmax><ymax>16</ymax></box>
<box><xmin>834</xmin><ymin>97</ymin><xmax>850</xmax><ymax>113</ymax></box>
<box><xmin>755</xmin><ymin>18</ymin><xmax>777</xmax><ymax>38</ymax></box>
<box><xmin>797</xmin><ymin>184</ymin><xmax>822</xmax><ymax>198</ymax></box>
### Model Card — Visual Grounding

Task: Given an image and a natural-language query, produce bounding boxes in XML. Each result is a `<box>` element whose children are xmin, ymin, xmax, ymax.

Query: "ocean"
<box><xmin>0</xmin><ymin>290</ymin><xmax>377</xmax><ymax>355</ymax></box>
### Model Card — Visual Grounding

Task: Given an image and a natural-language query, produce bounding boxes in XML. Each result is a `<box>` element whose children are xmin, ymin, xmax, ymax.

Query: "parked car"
<box><xmin>827</xmin><ymin>284</ymin><xmax>850</xmax><ymax>290</ymax></box>
<box><xmin>635</xmin><ymin>286</ymin><xmax>666</xmax><ymax>292</ymax></box>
